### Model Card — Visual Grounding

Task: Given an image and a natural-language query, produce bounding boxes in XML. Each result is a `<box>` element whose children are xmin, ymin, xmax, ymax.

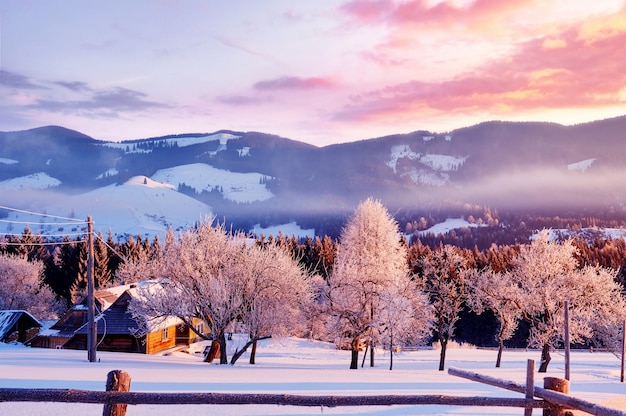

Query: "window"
<box><xmin>161</xmin><ymin>328</ymin><xmax>169</xmax><ymax>342</ymax></box>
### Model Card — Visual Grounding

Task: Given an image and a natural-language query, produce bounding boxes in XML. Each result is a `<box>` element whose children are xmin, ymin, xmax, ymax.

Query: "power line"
<box><xmin>1</xmin><ymin>232</ymin><xmax>86</xmax><ymax>239</ymax></box>
<box><xmin>0</xmin><ymin>205</ymin><xmax>85</xmax><ymax>222</ymax></box>
<box><xmin>0</xmin><ymin>239</ymin><xmax>87</xmax><ymax>246</ymax></box>
<box><xmin>93</xmin><ymin>232</ymin><xmax>128</xmax><ymax>264</ymax></box>
<box><xmin>0</xmin><ymin>219</ymin><xmax>87</xmax><ymax>226</ymax></box>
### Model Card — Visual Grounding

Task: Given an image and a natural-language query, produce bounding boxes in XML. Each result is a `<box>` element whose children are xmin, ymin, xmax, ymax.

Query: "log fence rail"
<box><xmin>1</xmin><ymin>362</ymin><xmax>625</xmax><ymax>416</ymax></box>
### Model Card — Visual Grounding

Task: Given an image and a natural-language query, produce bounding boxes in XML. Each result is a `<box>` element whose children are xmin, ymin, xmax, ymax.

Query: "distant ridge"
<box><xmin>2</xmin><ymin>114</ymin><xmax>626</xmax><ymax>238</ymax></box>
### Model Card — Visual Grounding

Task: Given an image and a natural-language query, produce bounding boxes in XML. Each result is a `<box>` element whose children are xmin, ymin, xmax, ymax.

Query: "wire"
<box><xmin>93</xmin><ymin>233</ymin><xmax>128</xmax><ymax>264</ymax></box>
<box><xmin>0</xmin><ymin>239</ymin><xmax>87</xmax><ymax>246</ymax></box>
<box><xmin>95</xmin><ymin>303</ymin><xmax>107</xmax><ymax>349</ymax></box>
<box><xmin>1</xmin><ymin>232</ymin><xmax>86</xmax><ymax>238</ymax></box>
<box><xmin>0</xmin><ymin>205</ymin><xmax>85</xmax><ymax>222</ymax></box>
<box><xmin>0</xmin><ymin>219</ymin><xmax>87</xmax><ymax>226</ymax></box>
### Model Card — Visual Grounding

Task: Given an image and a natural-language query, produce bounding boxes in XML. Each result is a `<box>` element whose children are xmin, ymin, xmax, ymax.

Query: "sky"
<box><xmin>1</xmin><ymin>0</ymin><xmax>626</xmax><ymax>147</ymax></box>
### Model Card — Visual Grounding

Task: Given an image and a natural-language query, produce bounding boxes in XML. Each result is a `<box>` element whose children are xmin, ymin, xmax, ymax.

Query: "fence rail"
<box><xmin>0</xmin><ymin>388</ymin><xmax>546</xmax><ymax>408</ymax></box>
<box><xmin>2</xmin><ymin>363</ymin><xmax>625</xmax><ymax>416</ymax></box>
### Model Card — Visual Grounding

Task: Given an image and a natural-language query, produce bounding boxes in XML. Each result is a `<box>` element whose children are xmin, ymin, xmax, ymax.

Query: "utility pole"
<box><xmin>87</xmin><ymin>215</ymin><xmax>97</xmax><ymax>362</ymax></box>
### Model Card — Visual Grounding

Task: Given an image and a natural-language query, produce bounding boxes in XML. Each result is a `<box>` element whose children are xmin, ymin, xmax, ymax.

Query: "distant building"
<box><xmin>0</xmin><ymin>310</ymin><xmax>42</xmax><ymax>343</ymax></box>
<box><xmin>29</xmin><ymin>282</ymin><xmax>207</xmax><ymax>354</ymax></box>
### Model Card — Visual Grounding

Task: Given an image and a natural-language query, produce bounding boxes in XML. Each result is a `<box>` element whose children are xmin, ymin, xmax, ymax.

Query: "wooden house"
<box><xmin>0</xmin><ymin>310</ymin><xmax>42</xmax><ymax>344</ymax></box>
<box><xmin>63</xmin><ymin>282</ymin><xmax>205</xmax><ymax>354</ymax></box>
<box><xmin>28</xmin><ymin>284</ymin><xmax>131</xmax><ymax>349</ymax></box>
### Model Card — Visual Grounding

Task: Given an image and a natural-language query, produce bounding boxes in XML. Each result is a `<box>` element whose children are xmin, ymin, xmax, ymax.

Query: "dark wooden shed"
<box><xmin>0</xmin><ymin>310</ymin><xmax>42</xmax><ymax>343</ymax></box>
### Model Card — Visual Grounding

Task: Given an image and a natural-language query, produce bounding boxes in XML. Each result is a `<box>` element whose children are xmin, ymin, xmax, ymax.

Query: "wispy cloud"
<box><xmin>254</xmin><ymin>76</ymin><xmax>336</xmax><ymax>91</ymax></box>
<box><xmin>0</xmin><ymin>70</ymin><xmax>45</xmax><ymax>90</ymax></box>
<box><xmin>23</xmin><ymin>86</ymin><xmax>169</xmax><ymax>119</ymax></box>
<box><xmin>217</xmin><ymin>94</ymin><xmax>272</xmax><ymax>106</ymax></box>
<box><xmin>54</xmin><ymin>81</ymin><xmax>92</xmax><ymax>92</ymax></box>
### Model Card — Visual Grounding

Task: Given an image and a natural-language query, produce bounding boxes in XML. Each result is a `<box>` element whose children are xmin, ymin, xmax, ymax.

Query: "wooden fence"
<box><xmin>1</xmin><ymin>362</ymin><xmax>625</xmax><ymax>416</ymax></box>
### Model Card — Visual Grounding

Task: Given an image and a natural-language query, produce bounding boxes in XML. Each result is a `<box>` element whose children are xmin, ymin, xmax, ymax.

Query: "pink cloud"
<box><xmin>339</xmin><ymin>0</ymin><xmax>393</xmax><ymax>23</ymax></box>
<box><xmin>254</xmin><ymin>76</ymin><xmax>336</xmax><ymax>91</ymax></box>
<box><xmin>341</xmin><ymin>0</ymin><xmax>535</xmax><ymax>26</ymax></box>
<box><xmin>336</xmin><ymin>24</ymin><xmax>626</xmax><ymax>122</ymax></box>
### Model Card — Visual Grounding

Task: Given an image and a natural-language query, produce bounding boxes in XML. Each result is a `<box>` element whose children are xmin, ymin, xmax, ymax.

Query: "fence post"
<box><xmin>103</xmin><ymin>370</ymin><xmax>131</xmax><ymax>416</ymax></box>
<box><xmin>525</xmin><ymin>359</ymin><xmax>535</xmax><ymax>416</ymax></box>
<box><xmin>620</xmin><ymin>321</ymin><xmax>626</xmax><ymax>383</ymax></box>
<box><xmin>543</xmin><ymin>377</ymin><xmax>570</xmax><ymax>416</ymax></box>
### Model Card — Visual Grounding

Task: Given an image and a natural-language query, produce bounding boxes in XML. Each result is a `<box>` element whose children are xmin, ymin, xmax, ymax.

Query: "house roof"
<box><xmin>0</xmin><ymin>310</ymin><xmax>42</xmax><ymax>342</ymax></box>
<box><xmin>74</xmin><ymin>282</ymin><xmax>183</xmax><ymax>336</ymax></box>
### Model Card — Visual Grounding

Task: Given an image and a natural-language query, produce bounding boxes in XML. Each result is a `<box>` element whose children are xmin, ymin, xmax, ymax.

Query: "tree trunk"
<box><xmin>229</xmin><ymin>336</ymin><xmax>270</xmax><ymax>365</ymax></box>
<box><xmin>230</xmin><ymin>341</ymin><xmax>251</xmax><ymax>365</ymax></box>
<box><xmin>370</xmin><ymin>302</ymin><xmax>375</xmax><ymax>367</ymax></box>
<box><xmin>218</xmin><ymin>331</ymin><xmax>228</xmax><ymax>364</ymax></box>
<box><xmin>361</xmin><ymin>344</ymin><xmax>368</xmax><ymax>368</ymax></box>
<box><xmin>249</xmin><ymin>340</ymin><xmax>257</xmax><ymax>365</ymax></box>
<box><xmin>389</xmin><ymin>329</ymin><xmax>394</xmax><ymax>371</ymax></box>
<box><xmin>204</xmin><ymin>340</ymin><xmax>221</xmax><ymax>363</ymax></box>
<box><xmin>495</xmin><ymin>339</ymin><xmax>504</xmax><ymax>368</ymax></box>
<box><xmin>539</xmin><ymin>343</ymin><xmax>551</xmax><ymax>373</ymax></box>
<box><xmin>438</xmin><ymin>338</ymin><xmax>448</xmax><ymax>371</ymax></box>
<box><xmin>495</xmin><ymin>319</ymin><xmax>507</xmax><ymax>368</ymax></box>
<box><xmin>350</xmin><ymin>336</ymin><xmax>359</xmax><ymax>369</ymax></box>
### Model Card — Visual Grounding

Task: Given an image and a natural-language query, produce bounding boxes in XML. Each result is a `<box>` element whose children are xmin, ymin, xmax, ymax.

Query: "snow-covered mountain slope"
<box><xmin>250</xmin><ymin>221</ymin><xmax>315</xmax><ymax>239</ymax></box>
<box><xmin>0</xmin><ymin>172</ymin><xmax>61</xmax><ymax>190</ymax></box>
<box><xmin>3</xmin><ymin>117</ymin><xmax>626</xmax><ymax>241</ymax></box>
<box><xmin>567</xmin><ymin>158</ymin><xmax>596</xmax><ymax>171</ymax></box>
<box><xmin>0</xmin><ymin>176</ymin><xmax>211</xmax><ymax>238</ymax></box>
<box><xmin>100</xmin><ymin>132</ymin><xmax>240</xmax><ymax>154</ymax></box>
<box><xmin>151</xmin><ymin>163</ymin><xmax>273</xmax><ymax>203</ymax></box>
<box><xmin>386</xmin><ymin>145</ymin><xmax>468</xmax><ymax>186</ymax></box>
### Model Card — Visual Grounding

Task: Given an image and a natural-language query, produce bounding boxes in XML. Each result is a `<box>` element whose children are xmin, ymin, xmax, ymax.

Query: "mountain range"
<box><xmin>2</xmin><ymin>115</ymin><xmax>626</xmax><ymax>239</ymax></box>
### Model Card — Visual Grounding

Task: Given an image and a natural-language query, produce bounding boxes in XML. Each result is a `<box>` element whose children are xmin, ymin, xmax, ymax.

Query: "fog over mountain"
<box><xmin>2</xmin><ymin>116</ymin><xmax>626</xmax><ymax>239</ymax></box>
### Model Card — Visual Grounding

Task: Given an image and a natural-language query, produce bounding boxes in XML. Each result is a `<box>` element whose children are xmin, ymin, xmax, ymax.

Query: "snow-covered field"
<box><xmin>1</xmin><ymin>338</ymin><xmax>625</xmax><ymax>415</ymax></box>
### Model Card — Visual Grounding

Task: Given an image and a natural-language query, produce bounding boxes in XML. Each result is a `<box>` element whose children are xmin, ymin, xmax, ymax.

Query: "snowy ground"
<box><xmin>1</xmin><ymin>338</ymin><xmax>625</xmax><ymax>415</ymax></box>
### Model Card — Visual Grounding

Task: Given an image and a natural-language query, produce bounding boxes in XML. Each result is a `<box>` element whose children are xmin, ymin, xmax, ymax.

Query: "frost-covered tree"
<box><xmin>121</xmin><ymin>218</ymin><xmax>313</xmax><ymax>366</ymax></box>
<box><xmin>419</xmin><ymin>244</ymin><xmax>469</xmax><ymax>371</ymax></box>
<box><xmin>508</xmin><ymin>230</ymin><xmax>626</xmax><ymax>372</ymax></box>
<box><xmin>230</xmin><ymin>242</ymin><xmax>312</xmax><ymax>365</ymax></box>
<box><xmin>328</xmin><ymin>198</ymin><xmax>429</xmax><ymax>369</ymax></box>
<box><xmin>122</xmin><ymin>220</ymin><xmax>245</xmax><ymax>364</ymax></box>
<box><xmin>0</xmin><ymin>254</ymin><xmax>62</xmax><ymax>319</ymax></box>
<box><xmin>378</xmin><ymin>278</ymin><xmax>433</xmax><ymax>370</ymax></box>
<box><xmin>466</xmin><ymin>268</ymin><xmax>522</xmax><ymax>367</ymax></box>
